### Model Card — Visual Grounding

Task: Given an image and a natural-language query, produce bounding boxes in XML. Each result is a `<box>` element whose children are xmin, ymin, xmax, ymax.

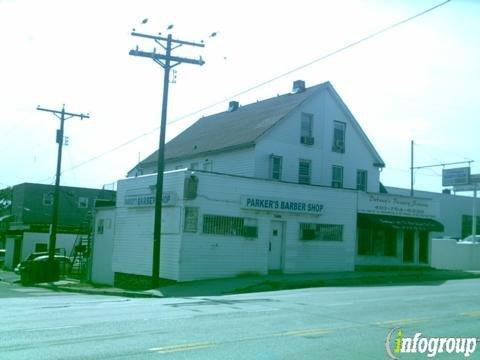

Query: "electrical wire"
<box><xmin>34</xmin><ymin>0</ymin><xmax>451</xmax><ymax>183</ymax></box>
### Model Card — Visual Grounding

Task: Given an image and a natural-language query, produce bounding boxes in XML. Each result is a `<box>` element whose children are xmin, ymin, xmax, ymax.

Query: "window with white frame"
<box><xmin>298</xmin><ymin>159</ymin><xmax>311</xmax><ymax>184</ymax></box>
<box><xmin>300</xmin><ymin>223</ymin><xmax>343</xmax><ymax>241</ymax></box>
<box><xmin>300</xmin><ymin>113</ymin><xmax>313</xmax><ymax>138</ymax></box>
<box><xmin>78</xmin><ymin>197</ymin><xmax>89</xmax><ymax>208</ymax></box>
<box><xmin>43</xmin><ymin>193</ymin><xmax>53</xmax><ymax>206</ymax></box>
<box><xmin>332</xmin><ymin>165</ymin><xmax>343</xmax><ymax>188</ymax></box>
<box><xmin>270</xmin><ymin>155</ymin><xmax>282</xmax><ymax>180</ymax></box>
<box><xmin>332</xmin><ymin>121</ymin><xmax>346</xmax><ymax>153</ymax></box>
<box><xmin>202</xmin><ymin>215</ymin><xmax>258</xmax><ymax>238</ymax></box>
<box><xmin>184</xmin><ymin>207</ymin><xmax>199</xmax><ymax>232</ymax></box>
<box><xmin>357</xmin><ymin>169</ymin><xmax>368</xmax><ymax>191</ymax></box>
<box><xmin>202</xmin><ymin>160</ymin><xmax>212</xmax><ymax>172</ymax></box>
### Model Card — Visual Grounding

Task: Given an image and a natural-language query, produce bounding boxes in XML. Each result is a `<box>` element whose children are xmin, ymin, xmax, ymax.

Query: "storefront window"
<box><xmin>403</xmin><ymin>230</ymin><xmax>415</xmax><ymax>263</ymax></box>
<box><xmin>384</xmin><ymin>229</ymin><xmax>396</xmax><ymax>256</ymax></box>
<box><xmin>300</xmin><ymin>223</ymin><xmax>343</xmax><ymax>241</ymax></box>
<box><xmin>357</xmin><ymin>227</ymin><xmax>396</xmax><ymax>257</ymax></box>
<box><xmin>357</xmin><ymin>228</ymin><xmax>372</xmax><ymax>255</ymax></box>
<box><xmin>372</xmin><ymin>230</ymin><xmax>385</xmax><ymax>256</ymax></box>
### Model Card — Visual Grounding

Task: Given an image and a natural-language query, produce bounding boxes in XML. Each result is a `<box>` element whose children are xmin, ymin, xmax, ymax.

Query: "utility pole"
<box><xmin>129</xmin><ymin>30</ymin><xmax>205</xmax><ymax>288</ymax></box>
<box><xmin>473</xmin><ymin>182</ymin><xmax>477</xmax><ymax>240</ymax></box>
<box><xmin>410</xmin><ymin>140</ymin><xmax>414</xmax><ymax>197</ymax></box>
<box><xmin>37</xmin><ymin>105</ymin><xmax>89</xmax><ymax>280</ymax></box>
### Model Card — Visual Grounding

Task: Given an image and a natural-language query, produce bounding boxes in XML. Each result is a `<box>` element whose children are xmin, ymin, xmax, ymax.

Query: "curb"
<box><xmin>228</xmin><ymin>272</ymin><xmax>480</xmax><ymax>294</ymax></box>
<box><xmin>5</xmin><ymin>270</ymin><xmax>480</xmax><ymax>299</ymax></box>
<box><xmin>33</xmin><ymin>283</ymin><xmax>164</xmax><ymax>299</ymax></box>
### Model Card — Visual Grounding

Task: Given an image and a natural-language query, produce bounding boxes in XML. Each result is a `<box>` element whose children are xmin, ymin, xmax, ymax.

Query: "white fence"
<box><xmin>431</xmin><ymin>239</ymin><xmax>480</xmax><ymax>270</ymax></box>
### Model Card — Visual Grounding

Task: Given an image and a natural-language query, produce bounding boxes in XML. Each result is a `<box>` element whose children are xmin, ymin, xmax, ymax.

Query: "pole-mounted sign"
<box><xmin>442</xmin><ymin>167</ymin><xmax>470</xmax><ymax>187</ymax></box>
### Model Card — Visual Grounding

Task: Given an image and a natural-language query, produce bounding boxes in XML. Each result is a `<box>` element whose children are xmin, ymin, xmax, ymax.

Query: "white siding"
<box><xmin>178</xmin><ymin>171</ymin><xmax>356</xmax><ymax>281</ymax></box>
<box><xmin>431</xmin><ymin>239</ymin><xmax>480</xmax><ymax>270</ymax></box>
<box><xmin>111</xmin><ymin>171</ymin><xmax>185</xmax><ymax>281</ymax></box>
<box><xmin>254</xmin><ymin>89</ymin><xmax>380</xmax><ymax>192</ymax></box>
<box><xmin>91</xmin><ymin>208</ymin><xmax>116</xmax><ymax>285</ymax></box>
<box><xmin>165</xmin><ymin>147</ymin><xmax>256</xmax><ymax>176</ymax></box>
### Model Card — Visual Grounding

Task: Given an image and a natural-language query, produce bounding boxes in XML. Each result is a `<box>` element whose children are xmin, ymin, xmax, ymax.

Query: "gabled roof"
<box><xmin>134</xmin><ymin>81</ymin><xmax>384</xmax><ymax>171</ymax></box>
<box><xmin>136</xmin><ymin>83</ymin><xmax>327</xmax><ymax>168</ymax></box>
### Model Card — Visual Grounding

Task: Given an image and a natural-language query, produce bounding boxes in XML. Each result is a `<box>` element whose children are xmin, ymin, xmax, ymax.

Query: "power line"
<box><xmin>36</xmin><ymin>129</ymin><xmax>158</xmax><ymax>183</ymax></box>
<box><xmin>35</xmin><ymin>0</ymin><xmax>451</xmax><ymax>181</ymax></box>
<box><xmin>168</xmin><ymin>0</ymin><xmax>451</xmax><ymax>126</ymax></box>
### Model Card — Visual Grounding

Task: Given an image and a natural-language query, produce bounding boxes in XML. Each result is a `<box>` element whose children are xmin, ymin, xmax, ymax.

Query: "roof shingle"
<box><xmin>139</xmin><ymin>83</ymin><xmax>326</xmax><ymax>165</ymax></box>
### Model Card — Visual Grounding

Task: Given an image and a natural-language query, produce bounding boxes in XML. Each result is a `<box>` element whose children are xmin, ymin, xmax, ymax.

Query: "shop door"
<box><xmin>403</xmin><ymin>230</ymin><xmax>414</xmax><ymax>263</ymax></box>
<box><xmin>268</xmin><ymin>221</ymin><xmax>284</xmax><ymax>271</ymax></box>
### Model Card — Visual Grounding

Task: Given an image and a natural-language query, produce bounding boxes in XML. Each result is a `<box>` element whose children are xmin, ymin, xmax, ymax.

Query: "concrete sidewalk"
<box><xmin>2</xmin><ymin>268</ymin><xmax>480</xmax><ymax>299</ymax></box>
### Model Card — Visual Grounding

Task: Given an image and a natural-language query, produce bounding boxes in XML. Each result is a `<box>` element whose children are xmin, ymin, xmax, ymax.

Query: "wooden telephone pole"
<box><xmin>129</xmin><ymin>29</ymin><xmax>205</xmax><ymax>288</ymax></box>
<box><xmin>37</xmin><ymin>105</ymin><xmax>89</xmax><ymax>280</ymax></box>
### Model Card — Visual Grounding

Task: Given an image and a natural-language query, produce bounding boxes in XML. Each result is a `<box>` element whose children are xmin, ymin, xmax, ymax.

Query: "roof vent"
<box><xmin>292</xmin><ymin>80</ymin><xmax>306</xmax><ymax>94</ymax></box>
<box><xmin>228</xmin><ymin>101</ymin><xmax>239</xmax><ymax>112</ymax></box>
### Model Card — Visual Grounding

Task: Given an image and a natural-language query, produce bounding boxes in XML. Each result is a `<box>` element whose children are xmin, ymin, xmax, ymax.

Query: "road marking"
<box><xmin>24</xmin><ymin>325</ymin><xmax>80</xmax><ymax>332</ymax></box>
<box><xmin>147</xmin><ymin>328</ymin><xmax>330</xmax><ymax>354</ymax></box>
<box><xmin>461</xmin><ymin>311</ymin><xmax>480</xmax><ymax>317</ymax></box>
<box><xmin>376</xmin><ymin>317</ymin><xmax>430</xmax><ymax>327</ymax></box>
<box><xmin>149</xmin><ymin>342</ymin><xmax>215</xmax><ymax>354</ymax></box>
<box><xmin>279</xmin><ymin>328</ymin><xmax>331</xmax><ymax>338</ymax></box>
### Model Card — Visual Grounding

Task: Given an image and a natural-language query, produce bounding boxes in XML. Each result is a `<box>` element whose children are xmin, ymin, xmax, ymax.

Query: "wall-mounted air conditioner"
<box><xmin>300</xmin><ymin>136</ymin><xmax>315</xmax><ymax>145</ymax></box>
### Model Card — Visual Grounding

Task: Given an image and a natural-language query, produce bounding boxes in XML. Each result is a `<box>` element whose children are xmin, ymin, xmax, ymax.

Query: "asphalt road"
<box><xmin>1</xmin><ymin>279</ymin><xmax>479</xmax><ymax>359</ymax></box>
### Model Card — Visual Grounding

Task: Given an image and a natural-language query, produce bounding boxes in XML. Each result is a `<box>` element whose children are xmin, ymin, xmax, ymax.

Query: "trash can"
<box><xmin>21</xmin><ymin>260</ymin><xmax>59</xmax><ymax>285</ymax></box>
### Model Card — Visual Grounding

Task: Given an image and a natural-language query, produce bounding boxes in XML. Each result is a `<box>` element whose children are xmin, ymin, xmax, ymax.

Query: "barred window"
<box><xmin>300</xmin><ymin>223</ymin><xmax>343</xmax><ymax>241</ymax></box>
<box><xmin>203</xmin><ymin>215</ymin><xmax>257</xmax><ymax>238</ymax></box>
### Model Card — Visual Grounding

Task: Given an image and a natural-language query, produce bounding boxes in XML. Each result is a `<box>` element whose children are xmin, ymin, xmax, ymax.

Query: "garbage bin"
<box><xmin>20</xmin><ymin>259</ymin><xmax>60</xmax><ymax>285</ymax></box>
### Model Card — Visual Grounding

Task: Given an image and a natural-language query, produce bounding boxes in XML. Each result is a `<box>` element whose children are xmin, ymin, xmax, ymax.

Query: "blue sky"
<box><xmin>0</xmin><ymin>0</ymin><xmax>479</xmax><ymax>194</ymax></box>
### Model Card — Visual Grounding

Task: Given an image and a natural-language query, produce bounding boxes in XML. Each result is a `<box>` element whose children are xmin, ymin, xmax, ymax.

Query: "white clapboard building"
<box><xmin>91</xmin><ymin>81</ymin><xmax>445</xmax><ymax>285</ymax></box>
